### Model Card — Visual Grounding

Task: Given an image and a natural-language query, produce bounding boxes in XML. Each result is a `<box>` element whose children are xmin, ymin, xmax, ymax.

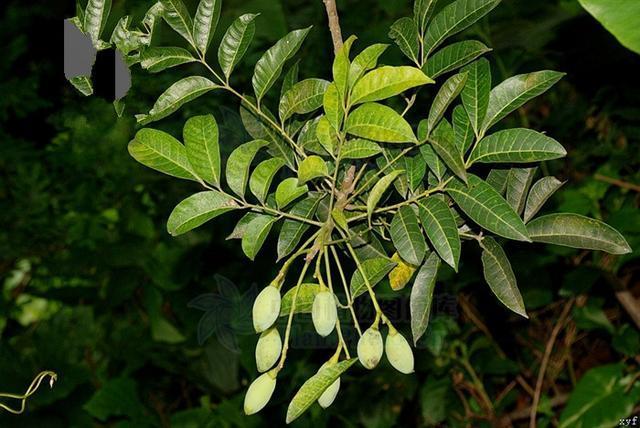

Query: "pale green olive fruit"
<box><xmin>253</xmin><ymin>285</ymin><xmax>281</xmax><ymax>333</ymax></box>
<box><xmin>311</xmin><ymin>290</ymin><xmax>337</xmax><ymax>337</ymax></box>
<box><xmin>317</xmin><ymin>361</ymin><xmax>340</xmax><ymax>408</ymax></box>
<box><xmin>255</xmin><ymin>327</ymin><xmax>282</xmax><ymax>373</ymax></box>
<box><xmin>385</xmin><ymin>329</ymin><xmax>414</xmax><ymax>374</ymax></box>
<box><xmin>357</xmin><ymin>326</ymin><xmax>383</xmax><ymax>369</ymax></box>
<box><xmin>243</xmin><ymin>370</ymin><xmax>277</xmax><ymax>415</ymax></box>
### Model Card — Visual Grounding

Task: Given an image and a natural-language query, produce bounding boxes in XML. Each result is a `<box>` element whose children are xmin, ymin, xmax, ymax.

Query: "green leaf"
<box><xmin>469</xmin><ymin>128</ymin><xmax>566</xmax><ymax>164</ymax></box>
<box><xmin>559</xmin><ymin>364</ymin><xmax>640</xmax><ymax>428</ymax></box>
<box><xmin>351</xmin><ymin>66</ymin><xmax>433</xmax><ymax>105</ymax></box>
<box><xmin>184</xmin><ymin>114</ymin><xmax>220</xmax><ymax>186</ymax></box>
<box><xmin>160</xmin><ymin>0</ymin><xmax>194</xmax><ymax>44</ymax></box>
<box><xmin>193</xmin><ymin>0</ymin><xmax>221</xmax><ymax>54</ymax></box>
<box><xmin>252</xmin><ymin>27</ymin><xmax>312</xmax><ymax>102</ymax></box>
<box><xmin>350</xmin><ymin>258</ymin><xmax>397</xmax><ymax>298</ymax></box>
<box><xmin>137</xmin><ymin>76</ymin><xmax>219</xmax><ymax>125</ymax></box>
<box><xmin>275</xmin><ymin>177</ymin><xmax>308</xmax><ymax>209</ymax></box>
<box><xmin>485</xmin><ymin>168</ymin><xmax>509</xmax><ymax>194</ymax></box>
<box><xmin>523</xmin><ymin>176</ymin><xmax>564</xmax><ymax>223</ymax></box>
<box><xmin>323</xmin><ymin>83</ymin><xmax>343</xmax><ymax>130</ymax></box>
<box><xmin>281</xmin><ymin>61</ymin><xmax>300</xmax><ymax>99</ymax></box>
<box><xmin>277</xmin><ymin>196</ymin><xmax>322</xmax><ymax>260</ymax></box>
<box><xmin>578</xmin><ymin>0</ymin><xmax>640</xmax><ymax>54</ymax></box>
<box><xmin>333</xmin><ymin>35</ymin><xmax>356</xmax><ymax>98</ymax></box>
<box><xmin>424</xmin><ymin>40</ymin><xmax>491</xmax><ymax>79</ymax></box>
<box><xmin>341</xmin><ymin>139</ymin><xmax>382</xmax><ymax>159</ymax></box>
<box><xmin>404</xmin><ymin>155</ymin><xmax>427</xmax><ymax>192</ymax></box>
<box><xmin>526</xmin><ymin>213</ymin><xmax>632</xmax><ymax>254</ymax></box>
<box><xmin>348</xmin><ymin>44</ymin><xmax>389</xmax><ymax>87</ymax></box>
<box><xmin>446</xmin><ymin>174</ymin><xmax>531</xmax><ymax>241</ymax></box>
<box><xmin>367</xmin><ymin>170</ymin><xmax>405</xmax><ymax>222</ymax></box>
<box><xmin>346</xmin><ymin>103</ymin><xmax>417</xmax><ymax>143</ymax></box>
<box><xmin>429</xmin><ymin>120</ymin><xmax>467</xmax><ymax>182</ymax></box>
<box><xmin>167</xmin><ymin>191</ymin><xmax>238</xmax><ymax>236</ymax></box>
<box><xmin>461</xmin><ymin>58</ymin><xmax>491</xmax><ymax>135</ymax></box>
<box><xmin>141</xmin><ymin>47</ymin><xmax>196</xmax><ymax>73</ymax></box>
<box><xmin>286</xmin><ymin>359</ymin><xmax>358</xmax><ymax>423</ymax></box>
<box><xmin>241</xmin><ymin>214</ymin><xmax>276</xmax><ymax>260</ymax></box>
<box><xmin>84</xmin><ymin>0</ymin><xmax>112</xmax><ymax>44</ymax></box>
<box><xmin>279</xmin><ymin>78</ymin><xmax>330</xmax><ymax>122</ymax></box>
<box><xmin>280</xmin><ymin>283</ymin><xmax>322</xmax><ymax>315</ymax></box>
<box><xmin>390</xmin><ymin>206</ymin><xmax>427</xmax><ymax>266</ymax></box>
<box><xmin>249</xmin><ymin>158</ymin><xmax>286</xmax><ymax>203</ymax></box>
<box><xmin>315</xmin><ymin>116</ymin><xmax>337</xmax><ymax>155</ymax></box>
<box><xmin>128</xmin><ymin>128</ymin><xmax>198</xmax><ymax>181</ymax></box>
<box><xmin>410</xmin><ymin>252</ymin><xmax>440</xmax><ymax>344</ymax></box>
<box><xmin>427</xmin><ymin>72</ymin><xmax>468</xmax><ymax>135</ymax></box>
<box><xmin>481</xmin><ymin>70</ymin><xmax>565</xmax><ymax>133</ymax></box>
<box><xmin>69</xmin><ymin>75</ymin><xmax>93</xmax><ymax>96</ymax></box>
<box><xmin>218</xmin><ymin>14</ymin><xmax>258</xmax><ymax>79</ymax></box>
<box><xmin>298</xmin><ymin>155</ymin><xmax>328</xmax><ymax>185</ymax></box>
<box><xmin>414</xmin><ymin>0</ymin><xmax>438</xmax><ymax>35</ymax></box>
<box><xmin>417</xmin><ymin>198</ymin><xmax>461</xmax><ymax>270</ymax></box>
<box><xmin>225</xmin><ymin>140</ymin><xmax>269</xmax><ymax>198</ymax></box>
<box><xmin>506</xmin><ymin>167</ymin><xmax>537</xmax><ymax>215</ymax></box>
<box><xmin>388</xmin><ymin>17</ymin><xmax>420</xmax><ymax>65</ymax></box>
<box><xmin>227</xmin><ymin>212</ymin><xmax>259</xmax><ymax>240</ymax></box>
<box><xmin>84</xmin><ymin>378</ymin><xmax>142</xmax><ymax>422</ymax></box>
<box><xmin>423</xmin><ymin>0</ymin><xmax>500</xmax><ymax>57</ymax></box>
<box><xmin>453</xmin><ymin>104</ymin><xmax>474</xmax><ymax>155</ymax></box>
<box><xmin>480</xmin><ymin>237</ymin><xmax>527</xmax><ymax>317</ymax></box>
<box><xmin>420</xmin><ymin>144</ymin><xmax>446</xmax><ymax>181</ymax></box>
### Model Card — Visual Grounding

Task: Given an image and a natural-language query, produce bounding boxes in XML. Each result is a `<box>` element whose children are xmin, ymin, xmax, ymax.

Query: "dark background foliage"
<box><xmin>1</xmin><ymin>0</ymin><xmax>639</xmax><ymax>426</ymax></box>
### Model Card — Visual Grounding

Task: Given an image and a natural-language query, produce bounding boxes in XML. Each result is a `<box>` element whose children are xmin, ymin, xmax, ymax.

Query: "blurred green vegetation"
<box><xmin>1</xmin><ymin>0</ymin><xmax>639</xmax><ymax>426</ymax></box>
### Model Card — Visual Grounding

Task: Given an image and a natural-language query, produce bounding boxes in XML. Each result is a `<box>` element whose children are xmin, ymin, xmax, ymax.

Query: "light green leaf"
<box><xmin>351</xmin><ymin>66</ymin><xmax>433</xmax><ymax>105</ymax></box>
<box><xmin>323</xmin><ymin>83</ymin><xmax>343</xmax><ymax>130</ymax></box>
<box><xmin>480</xmin><ymin>237</ymin><xmax>527</xmax><ymax>317</ymax></box>
<box><xmin>481</xmin><ymin>70</ymin><xmax>565</xmax><ymax>133</ymax></box>
<box><xmin>389</xmin><ymin>17</ymin><xmax>420</xmax><ymax>65</ymax></box>
<box><xmin>461</xmin><ymin>58</ymin><xmax>491</xmax><ymax>135</ymax></box>
<box><xmin>341</xmin><ymin>139</ymin><xmax>382</xmax><ymax>159</ymax></box>
<box><xmin>167</xmin><ymin>191</ymin><xmax>238</xmax><ymax>235</ymax></box>
<box><xmin>417</xmin><ymin>197</ymin><xmax>461</xmax><ymax>270</ymax></box>
<box><xmin>367</xmin><ymin>170</ymin><xmax>405</xmax><ymax>222</ymax></box>
<box><xmin>84</xmin><ymin>0</ymin><xmax>112</xmax><ymax>44</ymax></box>
<box><xmin>348</xmin><ymin>44</ymin><xmax>389</xmax><ymax>87</ymax></box>
<box><xmin>316</xmin><ymin>116</ymin><xmax>338</xmax><ymax>155</ymax></box>
<box><xmin>249</xmin><ymin>158</ymin><xmax>286</xmax><ymax>203</ymax></box>
<box><xmin>350</xmin><ymin>257</ymin><xmax>397</xmax><ymax>298</ymax></box>
<box><xmin>225</xmin><ymin>140</ymin><xmax>269</xmax><ymax>198</ymax></box>
<box><xmin>414</xmin><ymin>0</ymin><xmax>438</xmax><ymax>35</ymax></box>
<box><xmin>184</xmin><ymin>114</ymin><xmax>220</xmax><ymax>186</ymax></box>
<box><xmin>453</xmin><ymin>104</ymin><xmax>474</xmax><ymax>155</ymax></box>
<box><xmin>333</xmin><ymin>35</ymin><xmax>357</xmax><ymax>98</ymax></box>
<box><xmin>446</xmin><ymin>174</ymin><xmax>531</xmax><ymax>241</ymax></box>
<box><xmin>420</xmin><ymin>145</ymin><xmax>446</xmax><ymax>181</ymax></box>
<box><xmin>346</xmin><ymin>103</ymin><xmax>417</xmax><ymax>143</ymax></box>
<box><xmin>506</xmin><ymin>167</ymin><xmax>537</xmax><ymax>215</ymax></box>
<box><xmin>410</xmin><ymin>252</ymin><xmax>440</xmax><ymax>344</ymax></box>
<box><xmin>578</xmin><ymin>0</ymin><xmax>640</xmax><ymax>54</ymax></box>
<box><xmin>241</xmin><ymin>214</ymin><xmax>276</xmax><ymax>260</ymax></box>
<box><xmin>252</xmin><ymin>27</ymin><xmax>312</xmax><ymax>102</ymax></box>
<box><xmin>428</xmin><ymin>120</ymin><xmax>467</xmax><ymax>182</ymax></box>
<box><xmin>390</xmin><ymin>206</ymin><xmax>427</xmax><ymax>266</ymax></box>
<box><xmin>278</xmin><ymin>78</ymin><xmax>330</xmax><ymax>122</ymax></box>
<box><xmin>277</xmin><ymin>196</ymin><xmax>322</xmax><ymax>260</ymax></box>
<box><xmin>141</xmin><ymin>47</ymin><xmax>196</xmax><ymax>73</ymax></box>
<box><xmin>128</xmin><ymin>128</ymin><xmax>197</xmax><ymax>181</ymax></box>
<box><xmin>137</xmin><ymin>76</ymin><xmax>219</xmax><ymax>125</ymax></box>
<box><xmin>286</xmin><ymin>359</ymin><xmax>358</xmax><ymax>424</ymax></box>
<box><xmin>227</xmin><ymin>212</ymin><xmax>259</xmax><ymax>240</ymax></box>
<box><xmin>523</xmin><ymin>177</ymin><xmax>564</xmax><ymax>223</ymax></box>
<box><xmin>281</xmin><ymin>61</ymin><xmax>300</xmax><ymax>99</ymax></box>
<box><xmin>69</xmin><ymin>75</ymin><xmax>93</xmax><ymax>96</ymax></box>
<box><xmin>275</xmin><ymin>177</ymin><xmax>308</xmax><ymax>209</ymax></box>
<box><xmin>526</xmin><ymin>213</ymin><xmax>632</xmax><ymax>254</ymax></box>
<box><xmin>193</xmin><ymin>0</ymin><xmax>221</xmax><ymax>54</ymax></box>
<box><xmin>218</xmin><ymin>14</ymin><xmax>258</xmax><ymax>79</ymax></box>
<box><xmin>298</xmin><ymin>155</ymin><xmax>328</xmax><ymax>185</ymax></box>
<box><xmin>424</xmin><ymin>40</ymin><xmax>491</xmax><ymax>79</ymax></box>
<box><xmin>423</xmin><ymin>0</ymin><xmax>500</xmax><ymax>56</ymax></box>
<box><xmin>280</xmin><ymin>283</ymin><xmax>322</xmax><ymax>315</ymax></box>
<box><xmin>160</xmin><ymin>0</ymin><xmax>194</xmax><ymax>44</ymax></box>
<box><xmin>427</xmin><ymin>72</ymin><xmax>468</xmax><ymax>134</ymax></box>
<box><xmin>469</xmin><ymin>129</ymin><xmax>566</xmax><ymax>164</ymax></box>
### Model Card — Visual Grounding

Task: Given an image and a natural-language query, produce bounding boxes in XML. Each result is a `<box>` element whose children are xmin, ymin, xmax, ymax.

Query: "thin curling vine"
<box><xmin>67</xmin><ymin>0</ymin><xmax>632</xmax><ymax>423</ymax></box>
<box><xmin>0</xmin><ymin>371</ymin><xmax>57</xmax><ymax>414</ymax></box>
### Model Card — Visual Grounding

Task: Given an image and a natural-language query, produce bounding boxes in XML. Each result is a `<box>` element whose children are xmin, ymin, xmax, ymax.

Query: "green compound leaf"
<box><xmin>390</xmin><ymin>206</ymin><xmax>427</xmax><ymax>266</ymax></box>
<box><xmin>167</xmin><ymin>190</ymin><xmax>238</xmax><ymax>236</ymax></box>
<box><xmin>480</xmin><ymin>237</ymin><xmax>527</xmax><ymax>317</ymax></box>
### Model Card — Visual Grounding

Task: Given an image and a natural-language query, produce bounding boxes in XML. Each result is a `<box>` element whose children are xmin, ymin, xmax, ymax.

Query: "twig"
<box><xmin>594</xmin><ymin>174</ymin><xmax>640</xmax><ymax>193</ymax></box>
<box><xmin>500</xmin><ymin>394</ymin><xmax>568</xmax><ymax>426</ymax></box>
<box><xmin>615</xmin><ymin>290</ymin><xmax>640</xmax><ymax>330</ymax></box>
<box><xmin>322</xmin><ymin>0</ymin><xmax>343</xmax><ymax>54</ymax></box>
<box><xmin>529</xmin><ymin>298</ymin><xmax>574</xmax><ymax>428</ymax></box>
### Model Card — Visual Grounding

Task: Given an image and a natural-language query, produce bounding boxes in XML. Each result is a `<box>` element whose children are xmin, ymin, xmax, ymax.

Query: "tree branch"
<box><xmin>322</xmin><ymin>0</ymin><xmax>343</xmax><ymax>54</ymax></box>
